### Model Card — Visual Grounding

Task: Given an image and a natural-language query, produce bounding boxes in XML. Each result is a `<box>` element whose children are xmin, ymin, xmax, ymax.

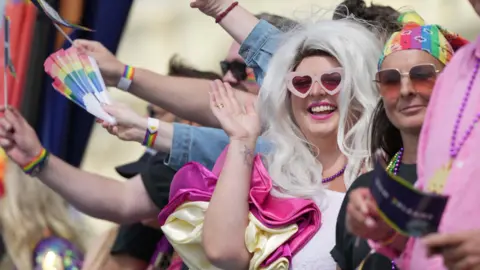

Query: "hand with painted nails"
<box><xmin>209</xmin><ymin>79</ymin><xmax>260</xmax><ymax>141</ymax></box>
<box><xmin>0</xmin><ymin>107</ymin><xmax>44</xmax><ymax>166</ymax></box>
<box><xmin>346</xmin><ymin>187</ymin><xmax>393</xmax><ymax>242</ymax></box>
<box><xmin>100</xmin><ymin>104</ymin><xmax>147</xmax><ymax>142</ymax></box>
<box><xmin>423</xmin><ymin>229</ymin><xmax>480</xmax><ymax>270</ymax></box>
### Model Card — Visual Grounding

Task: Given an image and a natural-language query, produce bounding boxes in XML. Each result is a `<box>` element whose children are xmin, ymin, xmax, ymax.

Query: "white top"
<box><xmin>292</xmin><ymin>190</ymin><xmax>345</xmax><ymax>270</ymax></box>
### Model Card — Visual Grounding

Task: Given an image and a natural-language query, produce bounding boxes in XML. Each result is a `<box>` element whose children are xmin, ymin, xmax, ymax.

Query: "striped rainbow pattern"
<box><xmin>51</xmin><ymin>78</ymin><xmax>86</xmax><ymax>109</ymax></box>
<box><xmin>246</xmin><ymin>69</ymin><xmax>256</xmax><ymax>84</ymax></box>
<box><xmin>22</xmin><ymin>148</ymin><xmax>47</xmax><ymax>175</ymax></box>
<box><xmin>44</xmin><ymin>47</ymin><xmax>112</xmax><ymax>115</ymax></box>
<box><xmin>44</xmin><ymin>57</ymin><xmax>89</xmax><ymax>104</ymax></box>
<box><xmin>77</xmin><ymin>51</ymin><xmax>103</xmax><ymax>92</ymax></box>
<box><xmin>378</xmin><ymin>11</ymin><xmax>455</xmax><ymax>68</ymax></box>
<box><xmin>53</xmin><ymin>50</ymin><xmax>95</xmax><ymax>97</ymax></box>
<box><xmin>142</xmin><ymin>130</ymin><xmax>158</xmax><ymax>148</ymax></box>
<box><xmin>122</xmin><ymin>65</ymin><xmax>135</xmax><ymax>80</ymax></box>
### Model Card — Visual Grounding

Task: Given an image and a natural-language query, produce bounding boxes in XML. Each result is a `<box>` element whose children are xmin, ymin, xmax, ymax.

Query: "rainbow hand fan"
<box><xmin>44</xmin><ymin>47</ymin><xmax>116</xmax><ymax>124</ymax></box>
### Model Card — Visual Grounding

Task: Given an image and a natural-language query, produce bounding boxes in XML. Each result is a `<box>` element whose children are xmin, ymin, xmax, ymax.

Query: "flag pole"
<box><xmin>3</xmin><ymin>14</ymin><xmax>8</xmax><ymax>108</ymax></box>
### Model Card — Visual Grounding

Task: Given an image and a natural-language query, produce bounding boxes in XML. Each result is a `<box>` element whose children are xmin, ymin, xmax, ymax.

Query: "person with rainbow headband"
<box><xmin>344</xmin><ymin>9</ymin><xmax>474</xmax><ymax>270</ymax></box>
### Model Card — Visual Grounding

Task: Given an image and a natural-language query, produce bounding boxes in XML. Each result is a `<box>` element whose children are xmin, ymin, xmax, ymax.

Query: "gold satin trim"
<box><xmin>161</xmin><ymin>201</ymin><xmax>298</xmax><ymax>270</ymax></box>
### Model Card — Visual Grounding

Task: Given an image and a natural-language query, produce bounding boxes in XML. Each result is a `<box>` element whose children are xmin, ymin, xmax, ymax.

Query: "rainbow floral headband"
<box><xmin>378</xmin><ymin>11</ymin><xmax>468</xmax><ymax>68</ymax></box>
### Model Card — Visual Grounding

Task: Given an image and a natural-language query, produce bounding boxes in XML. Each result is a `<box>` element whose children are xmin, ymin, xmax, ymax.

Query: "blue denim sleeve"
<box><xmin>239</xmin><ymin>20</ymin><xmax>282</xmax><ymax>86</ymax></box>
<box><xmin>165</xmin><ymin>123</ymin><xmax>271</xmax><ymax>171</ymax></box>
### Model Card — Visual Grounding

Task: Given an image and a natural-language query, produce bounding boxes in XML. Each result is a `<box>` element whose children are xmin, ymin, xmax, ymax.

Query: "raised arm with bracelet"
<box><xmin>73</xmin><ymin>39</ymin><xmax>256</xmax><ymax>128</ymax></box>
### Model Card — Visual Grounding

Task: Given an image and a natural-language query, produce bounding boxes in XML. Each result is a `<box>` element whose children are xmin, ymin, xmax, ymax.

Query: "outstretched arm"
<box><xmin>100</xmin><ymin>103</ymin><xmax>175</xmax><ymax>154</ymax></box>
<box><xmin>0</xmin><ymin>108</ymin><xmax>159</xmax><ymax>224</ymax></box>
<box><xmin>37</xmin><ymin>157</ymin><xmax>158</xmax><ymax>223</ymax></box>
<box><xmin>100</xmin><ymin>102</ymin><xmax>271</xmax><ymax>172</ymax></box>
<box><xmin>125</xmin><ymin>70</ymin><xmax>256</xmax><ymax>127</ymax></box>
<box><xmin>74</xmin><ymin>39</ymin><xmax>256</xmax><ymax>128</ymax></box>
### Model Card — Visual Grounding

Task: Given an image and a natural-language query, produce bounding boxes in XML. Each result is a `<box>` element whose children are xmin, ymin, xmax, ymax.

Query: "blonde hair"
<box><xmin>0</xmin><ymin>159</ymin><xmax>84</xmax><ymax>270</ymax></box>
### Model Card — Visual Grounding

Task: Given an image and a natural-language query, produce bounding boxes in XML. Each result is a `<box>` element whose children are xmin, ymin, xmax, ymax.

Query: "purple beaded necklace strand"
<box><xmin>322</xmin><ymin>165</ymin><xmax>347</xmax><ymax>184</ymax></box>
<box><xmin>450</xmin><ymin>58</ymin><xmax>480</xmax><ymax>159</ymax></box>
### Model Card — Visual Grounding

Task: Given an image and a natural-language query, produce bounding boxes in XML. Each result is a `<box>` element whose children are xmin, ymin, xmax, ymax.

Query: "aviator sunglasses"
<box><xmin>374</xmin><ymin>63</ymin><xmax>440</xmax><ymax>100</ymax></box>
<box><xmin>285</xmin><ymin>68</ymin><xmax>343</xmax><ymax>98</ymax></box>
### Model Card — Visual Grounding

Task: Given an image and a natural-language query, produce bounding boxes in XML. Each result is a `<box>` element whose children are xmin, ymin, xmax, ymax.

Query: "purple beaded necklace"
<box><xmin>322</xmin><ymin>165</ymin><xmax>347</xmax><ymax>184</ymax></box>
<box><xmin>450</xmin><ymin>58</ymin><xmax>480</xmax><ymax>159</ymax></box>
<box><xmin>425</xmin><ymin>59</ymin><xmax>480</xmax><ymax>194</ymax></box>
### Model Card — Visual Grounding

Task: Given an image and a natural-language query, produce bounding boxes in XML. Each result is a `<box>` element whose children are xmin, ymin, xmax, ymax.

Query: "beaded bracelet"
<box><xmin>22</xmin><ymin>148</ymin><xmax>50</xmax><ymax>176</ymax></box>
<box><xmin>142</xmin><ymin>117</ymin><xmax>159</xmax><ymax>148</ymax></box>
<box><xmin>117</xmin><ymin>65</ymin><xmax>135</xmax><ymax>91</ymax></box>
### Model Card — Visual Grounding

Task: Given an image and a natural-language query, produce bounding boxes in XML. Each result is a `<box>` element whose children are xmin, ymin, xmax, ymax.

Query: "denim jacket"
<box><xmin>166</xmin><ymin>123</ymin><xmax>271</xmax><ymax>171</ymax></box>
<box><xmin>166</xmin><ymin>20</ymin><xmax>279</xmax><ymax>170</ymax></box>
<box><xmin>238</xmin><ymin>20</ymin><xmax>282</xmax><ymax>85</ymax></box>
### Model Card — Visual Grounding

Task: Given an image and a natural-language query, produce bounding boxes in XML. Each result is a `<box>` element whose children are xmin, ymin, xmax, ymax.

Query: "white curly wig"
<box><xmin>258</xmin><ymin>17</ymin><xmax>382</xmax><ymax>206</ymax></box>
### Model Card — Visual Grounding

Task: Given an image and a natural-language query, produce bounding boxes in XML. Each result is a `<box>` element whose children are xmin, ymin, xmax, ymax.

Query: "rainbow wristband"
<box><xmin>142</xmin><ymin>117</ymin><xmax>159</xmax><ymax>148</ymax></box>
<box><xmin>117</xmin><ymin>65</ymin><xmax>135</xmax><ymax>91</ymax></box>
<box><xmin>22</xmin><ymin>148</ymin><xmax>49</xmax><ymax>176</ymax></box>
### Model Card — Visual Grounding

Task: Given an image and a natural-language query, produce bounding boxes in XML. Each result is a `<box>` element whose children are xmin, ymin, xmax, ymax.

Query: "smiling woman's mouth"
<box><xmin>308</xmin><ymin>105</ymin><xmax>337</xmax><ymax>115</ymax></box>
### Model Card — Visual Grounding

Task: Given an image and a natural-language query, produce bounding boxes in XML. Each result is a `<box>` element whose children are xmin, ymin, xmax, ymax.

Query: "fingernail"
<box><xmin>365</xmin><ymin>218</ymin><xmax>376</xmax><ymax>228</ymax></box>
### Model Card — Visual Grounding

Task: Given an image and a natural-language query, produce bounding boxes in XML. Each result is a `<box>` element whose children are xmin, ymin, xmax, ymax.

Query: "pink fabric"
<box><xmin>158</xmin><ymin>147</ymin><xmax>321</xmax><ymax>266</ymax></box>
<box><xmin>396</xmin><ymin>36</ymin><xmax>480</xmax><ymax>269</ymax></box>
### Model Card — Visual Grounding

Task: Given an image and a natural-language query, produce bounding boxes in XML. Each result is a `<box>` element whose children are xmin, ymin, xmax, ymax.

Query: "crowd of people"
<box><xmin>0</xmin><ymin>0</ymin><xmax>480</xmax><ymax>269</ymax></box>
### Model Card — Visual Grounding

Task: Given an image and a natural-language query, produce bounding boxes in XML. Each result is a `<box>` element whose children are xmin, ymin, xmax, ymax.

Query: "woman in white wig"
<box><xmin>195</xmin><ymin>16</ymin><xmax>382</xmax><ymax>268</ymax></box>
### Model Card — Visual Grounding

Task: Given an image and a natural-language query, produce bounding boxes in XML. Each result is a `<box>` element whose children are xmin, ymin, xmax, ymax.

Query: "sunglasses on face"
<box><xmin>285</xmin><ymin>68</ymin><xmax>343</xmax><ymax>98</ymax></box>
<box><xmin>374</xmin><ymin>64</ymin><xmax>440</xmax><ymax>100</ymax></box>
<box><xmin>220</xmin><ymin>60</ymin><xmax>248</xmax><ymax>81</ymax></box>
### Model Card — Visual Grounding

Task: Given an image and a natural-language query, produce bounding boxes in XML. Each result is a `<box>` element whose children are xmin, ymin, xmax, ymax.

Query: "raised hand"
<box><xmin>0</xmin><ymin>107</ymin><xmax>44</xmax><ymax>166</ymax></box>
<box><xmin>209</xmin><ymin>80</ymin><xmax>260</xmax><ymax>141</ymax></box>
<box><xmin>189</xmin><ymin>0</ymin><xmax>233</xmax><ymax>18</ymax></box>
<box><xmin>100</xmin><ymin>104</ymin><xmax>147</xmax><ymax>142</ymax></box>
<box><xmin>73</xmin><ymin>39</ymin><xmax>124</xmax><ymax>87</ymax></box>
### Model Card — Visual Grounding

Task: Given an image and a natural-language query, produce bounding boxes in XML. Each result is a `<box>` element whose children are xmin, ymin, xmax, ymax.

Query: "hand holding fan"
<box><xmin>44</xmin><ymin>47</ymin><xmax>116</xmax><ymax>124</ymax></box>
